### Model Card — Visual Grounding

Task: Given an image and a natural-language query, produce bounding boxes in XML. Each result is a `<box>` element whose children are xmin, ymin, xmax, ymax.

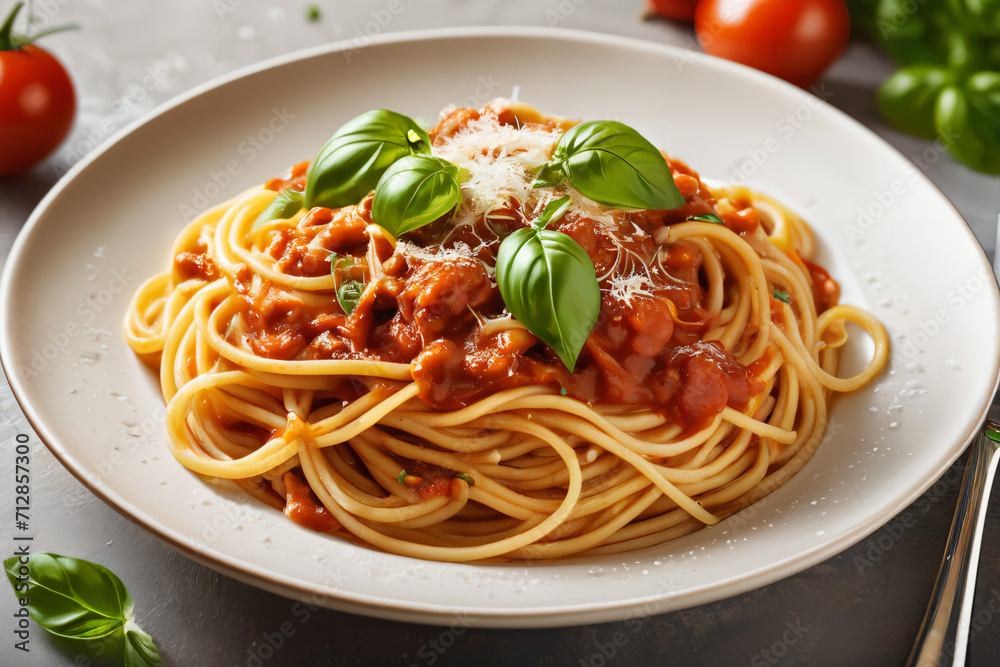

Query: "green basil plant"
<box><xmin>861</xmin><ymin>0</ymin><xmax>1000</xmax><ymax>173</ymax></box>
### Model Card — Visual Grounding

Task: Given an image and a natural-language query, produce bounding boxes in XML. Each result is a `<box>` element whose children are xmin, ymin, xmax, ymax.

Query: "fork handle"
<box><xmin>906</xmin><ymin>421</ymin><xmax>1000</xmax><ymax>667</ymax></box>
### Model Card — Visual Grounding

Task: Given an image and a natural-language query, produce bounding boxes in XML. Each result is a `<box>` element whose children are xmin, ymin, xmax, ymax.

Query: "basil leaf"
<box><xmin>304</xmin><ymin>110</ymin><xmax>431</xmax><ymax>209</ymax></box>
<box><xmin>773</xmin><ymin>289</ymin><xmax>791</xmax><ymax>304</ymax></box>
<box><xmin>947</xmin><ymin>0</ymin><xmax>1000</xmax><ymax>38</ymax></box>
<box><xmin>876</xmin><ymin>1</ymin><xmax>954</xmax><ymax>66</ymax></box>
<box><xmin>935</xmin><ymin>83</ymin><xmax>1000</xmax><ymax>174</ymax></box>
<box><xmin>455</xmin><ymin>472</ymin><xmax>475</xmax><ymax>486</ymax></box>
<box><xmin>371</xmin><ymin>155</ymin><xmax>462</xmax><ymax>237</ymax></box>
<box><xmin>532</xmin><ymin>162</ymin><xmax>564</xmax><ymax>189</ymax></box>
<box><xmin>4</xmin><ymin>552</ymin><xmax>130</xmax><ymax>639</ymax></box>
<box><xmin>967</xmin><ymin>71</ymin><xmax>1000</xmax><ymax>123</ymax></box>
<box><xmin>533</xmin><ymin>120</ymin><xmax>684</xmax><ymax>211</ymax></box>
<box><xmin>877</xmin><ymin>65</ymin><xmax>953</xmax><ymax>139</ymax></box>
<box><xmin>337</xmin><ymin>279</ymin><xmax>364</xmax><ymax>316</ymax></box>
<box><xmin>331</xmin><ymin>254</ymin><xmax>361</xmax><ymax>316</ymax></box>
<box><xmin>253</xmin><ymin>188</ymin><xmax>304</xmax><ymax>228</ymax></box>
<box><xmin>534</xmin><ymin>195</ymin><xmax>572</xmax><ymax>229</ymax></box>
<box><xmin>125</xmin><ymin>623</ymin><xmax>163</xmax><ymax>667</ymax></box>
<box><xmin>495</xmin><ymin>227</ymin><xmax>600</xmax><ymax>371</ymax></box>
<box><xmin>329</xmin><ymin>252</ymin><xmax>354</xmax><ymax>274</ymax></box>
<box><xmin>686</xmin><ymin>213</ymin><xmax>724</xmax><ymax>224</ymax></box>
<box><xmin>3</xmin><ymin>553</ymin><xmax>162</xmax><ymax>666</ymax></box>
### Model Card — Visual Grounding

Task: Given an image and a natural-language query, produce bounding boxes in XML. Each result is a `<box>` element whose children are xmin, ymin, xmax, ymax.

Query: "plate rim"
<box><xmin>2</xmin><ymin>25</ymin><xmax>999</xmax><ymax>628</ymax></box>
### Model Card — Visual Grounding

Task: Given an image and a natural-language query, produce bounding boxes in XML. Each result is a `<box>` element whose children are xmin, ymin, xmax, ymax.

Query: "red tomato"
<box><xmin>649</xmin><ymin>0</ymin><xmax>700</xmax><ymax>21</ymax></box>
<box><xmin>695</xmin><ymin>0</ymin><xmax>850</xmax><ymax>89</ymax></box>
<box><xmin>0</xmin><ymin>44</ymin><xmax>75</xmax><ymax>175</ymax></box>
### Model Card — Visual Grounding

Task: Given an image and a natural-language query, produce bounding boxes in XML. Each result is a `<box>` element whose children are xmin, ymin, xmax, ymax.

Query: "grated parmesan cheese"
<box><xmin>607</xmin><ymin>273</ymin><xmax>657</xmax><ymax>307</ymax></box>
<box><xmin>431</xmin><ymin>108</ymin><xmax>625</xmax><ymax>230</ymax></box>
<box><xmin>394</xmin><ymin>240</ymin><xmax>495</xmax><ymax>276</ymax></box>
<box><xmin>412</xmin><ymin>103</ymin><xmax>669</xmax><ymax>302</ymax></box>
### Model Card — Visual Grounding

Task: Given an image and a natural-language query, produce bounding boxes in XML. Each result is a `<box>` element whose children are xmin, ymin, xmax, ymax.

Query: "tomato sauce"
<box><xmin>404</xmin><ymin>461</ymin><xmax>458</xmax><ymax>500</ymax></box>
<box><xmin>802</xmin><ymin>258</ymin><xmax>840</xmax><ymax>313</ymax></box>
<box><xmin>282</xmin><ymin>471</ymin><xmax>341</xmax><ymax>533</ymax></box>
<box><xmin>200</xmin><ymin>110</ymin><xmax>840</xmax><ymax>434</ymax></box>
<box><xmin>264</xmin><ymin>160</ymin><xmax>309</xmax><ymax>192</ymax></box>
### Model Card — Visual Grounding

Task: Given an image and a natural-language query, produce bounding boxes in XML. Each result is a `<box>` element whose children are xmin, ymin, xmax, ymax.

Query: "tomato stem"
<box><xmin>0</xmin><ymin>2</ymin><xmax>23</xmax><ymax>50</ymax></box>
<box><xmin>0</xmin><ymin>1</ymin><xmax>77</xmax><ymax>51</ymax></box>
<box><xmin>20</xmin><ymin>22</ymin><xmax>79</xmax><ymax>44</ymax></box>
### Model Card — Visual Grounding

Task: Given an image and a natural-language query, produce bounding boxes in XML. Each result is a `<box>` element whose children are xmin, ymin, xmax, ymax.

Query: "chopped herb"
<box><xmin>687</xmin><ymin>213</ymin><xmax>724</xmax><ymax>224</ymax></box>
<box><xmin>533</xmin><ymin>195</ymin><xmax>572</xmax><ymax>229</ymax></box>
<box><xmin>396</xmin><ymin>470</ymin><xmax>408</xmax><ymax>485</ymax></box>
<box><xmin>253</xmin><ymin>188</ymin><xmax>304</xmax><ymax>228</ymax></box>
<box><xmin>336</xmin><ymin>279</ymin><xmax>364</xmax><ymax>316</ymax></box>
<box><xmin>307</xmin><ymin>5</ymin><xmax>321</xmax><ymax>22</ymax></box>
<box><xmin>455</xmin><ymin>472</ymin><xmax>475</xmax><ymax>486</ymax></box>
<box><xmin>773</xmin><ymin>289</ymin><xmax>791</xmax><ymax>304</ymax></box>
<box><xmin>331</xmin><ymin>254</ymin><xmax>363</xmax><ymax>315</ymax></box>
<box><xmin>560</xmin><ymin>387</ymin><xmax>567</xmax><ymax>396</ymax></box>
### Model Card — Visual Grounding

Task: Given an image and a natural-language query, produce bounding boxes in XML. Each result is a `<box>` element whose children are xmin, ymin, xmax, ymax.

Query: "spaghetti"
<box><xmin>125</xmin><ymin>101</ymin><xmax>888</xmax><ymax>562</ymax></box>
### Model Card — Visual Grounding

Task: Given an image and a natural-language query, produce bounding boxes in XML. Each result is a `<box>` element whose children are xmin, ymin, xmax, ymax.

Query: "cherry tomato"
<box><xmin>648</xmin><ymin>0</ymin><xmax>700</xmax><ymax>21</ymax></box>
<box><xmin>695</xmin><ymin>0</ymin><xmax>850</xmax><ymax>89</ymax></box>
<box><xmin>0</xmin><ymin>4</ymin><xmax>76</xmax><ymax>176</ymax></box>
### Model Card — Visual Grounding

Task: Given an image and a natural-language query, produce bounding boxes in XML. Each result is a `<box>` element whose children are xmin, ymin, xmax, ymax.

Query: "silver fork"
<box><xmin>906</xmin><ymin>217</ymin><xmax>1000</xmax><ymax>666</ymax></box>
<box><xmin>905</xmin><ymin>415</ymin><xmax>1000</xmax><ymax>667</ymax></box>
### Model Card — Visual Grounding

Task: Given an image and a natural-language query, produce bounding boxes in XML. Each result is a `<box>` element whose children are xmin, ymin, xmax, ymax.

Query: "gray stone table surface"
<box><xmin>1</xmin><ymin>1</ymin><xmax>999</xmax><ymax>666</ymax></box>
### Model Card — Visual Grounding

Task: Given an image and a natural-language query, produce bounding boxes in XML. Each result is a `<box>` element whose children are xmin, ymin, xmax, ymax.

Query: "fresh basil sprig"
<box><xmin>305</xmin><ymin>110</ymin><xmax>431</xmax><ymax>210</ymax></box>
<box><xmin>495</xmin><ymin>210</ymin><xmax>600</xmax><ymax>372</ymax></box>
<box><xmin>371</xmin><ymin>154</ymin><xmax>462</xmax><ymax>237</ymax></box>
<box><xmin>533</xmin><ymin>120</ymin><xmax>684</xmax><ymax>211</ymax></box>
<box><xmin>254</xmin><ymin>187</ymin><xmax>305</xmax><ymax>228</ymax></box>
<box><xmin>3</xmin><ymin>553</ymin><xmax>162</xmax><ymax>667</ymax></box>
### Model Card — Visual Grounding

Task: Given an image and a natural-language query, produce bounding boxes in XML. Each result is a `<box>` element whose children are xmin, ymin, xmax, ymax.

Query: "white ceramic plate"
<box><xmin>3</xmin><ymin>28</ymin><xmax>998</xmax><ymax>628</ymax></box>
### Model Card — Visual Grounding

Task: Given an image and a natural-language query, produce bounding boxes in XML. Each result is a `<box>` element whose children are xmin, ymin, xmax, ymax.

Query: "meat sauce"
<box><xmin>192</xmin><ymin>109</ymin><xmax>839</xmax><ymax>434</ymax></box>
<box><xmin>282</xmin><ymin>471</ymin><xmax>341</xmax><ymax>532</ymax></box>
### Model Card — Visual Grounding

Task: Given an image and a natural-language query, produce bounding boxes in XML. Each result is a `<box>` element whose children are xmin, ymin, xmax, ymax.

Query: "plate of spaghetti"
<box><xmin>2</xmin><ymin>28</ymin><xmax>998</xmax><ymax>626</ymax></box>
